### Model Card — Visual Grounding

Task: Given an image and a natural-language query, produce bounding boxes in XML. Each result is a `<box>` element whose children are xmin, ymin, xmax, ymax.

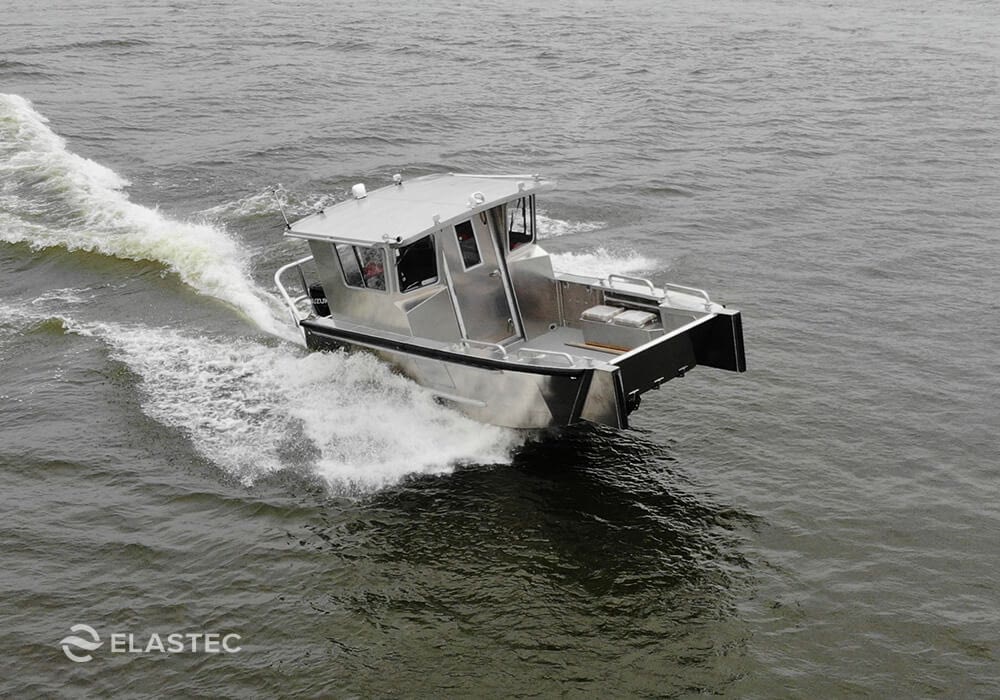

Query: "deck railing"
<box><xmin>274</xmin><ymin>254</ymin><xmax>315</xmax><ymax>326</ymax></box>
<box><xmin>516</xmin><ymin>348</ymin><xmax>577</xmax><ymax>367</ymax></box>
<box><xmin>663</xmin><ymin>283</ymin><xmax>715</xmax><ymax>311</ymax></box>
<box><xmin>453</xmin><ymin>339</ymin><xmax>509</xmax><ymax>358</ymax></box>
<box><xmin>607</xmin><ymin>273</ymin><xmax>658</xmax><ymax>295</ymax></box>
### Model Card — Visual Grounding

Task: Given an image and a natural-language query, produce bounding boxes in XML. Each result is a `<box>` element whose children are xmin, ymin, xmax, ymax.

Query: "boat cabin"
<box><xmin>285</xmin><ymin>173</ymin><xmax>558</xmax><ymax>347</ymax></box>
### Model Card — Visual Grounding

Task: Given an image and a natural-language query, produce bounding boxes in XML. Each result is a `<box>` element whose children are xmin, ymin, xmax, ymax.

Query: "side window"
<box><xmin>335</xmin><ymin>243</ymin><xmax>386</xmax><ymax>291</ymax></box>
<box><xmin>508</xmin><ymin>196</ymin><xmax>535</xmax><ymax>250</ymax></box>
<box><xmin>335</xmin><ymin>243</ymin><xmax>364</xmax><ymax>287</ymax></box>
<box><xmin>396</xmin><ymin>235</ymin><xmax>438</xmax><ymax>292</ymax></box>
<box><xmin>454</xmin><ymin>220</ymin><xmax>481</xmax><ymax>269</ymax></box>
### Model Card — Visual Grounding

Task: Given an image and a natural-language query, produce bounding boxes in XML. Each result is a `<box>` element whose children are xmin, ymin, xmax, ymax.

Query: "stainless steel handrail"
<box><xmin>607</xmin><ymin>273</ymin><xmax>657</xmax><ymax>295</ymax></box>
<box><xmin>274</xmin><ymin>255</ymin><xmax>315</xmax><ymax>325</ymax></box>
<box><xmin>517</xmin><ymin>348</ymin><xmax>576</xmax><ymax>366</ymax></box>
<box><xmin>455</xmin><ymin>339</ymin><xmax>508</xmax><ymax>358</ymax></box>
<box><xmin>664</xmin><ymin>283</ymin><xmax>713</xmax><ymax>309</ymax></box>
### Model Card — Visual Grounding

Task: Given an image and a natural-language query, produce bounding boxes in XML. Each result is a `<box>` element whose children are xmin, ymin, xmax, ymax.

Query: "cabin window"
<box><xmin>454</xmin><ymin>220</ymin><xmax>481</xmax><ymax>269</ymax></box>
<box><xmin>508</xmin><ymin>196</ymin><xmax>535</xmax><ymax>250</ymax></box>
<box><xmin>335</xmin><ymin>243</ymin><xmax>386</xmax><ymax>291</ymax></box>
<box><xmin>396</xmin><ymin>235</ymin><xmax>438</xmax><ymax>292</ymax></box>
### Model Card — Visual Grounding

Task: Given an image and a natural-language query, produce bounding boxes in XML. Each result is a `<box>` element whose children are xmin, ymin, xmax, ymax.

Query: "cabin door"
<box><xmin>445</xmin><ymin>211</ymin><xmax>520</xmax><ymax>344</ymax></box>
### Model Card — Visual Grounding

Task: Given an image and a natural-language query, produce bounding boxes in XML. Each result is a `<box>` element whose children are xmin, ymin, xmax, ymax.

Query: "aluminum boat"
<box><xmin>275</xmin><ymin>173</ymin><xmax>745</xmax><ymax>429</ymax></box>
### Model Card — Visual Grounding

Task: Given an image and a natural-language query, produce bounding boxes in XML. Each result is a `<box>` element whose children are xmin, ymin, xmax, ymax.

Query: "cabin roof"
<box><xmin>285</xmin><ymin>173</ymin><xmax>555</xmax><ymax>247</ymax></box>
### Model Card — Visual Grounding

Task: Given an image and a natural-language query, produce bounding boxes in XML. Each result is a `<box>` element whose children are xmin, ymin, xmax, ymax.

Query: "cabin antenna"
<box><xmin>270</xmin><ymin>186</ymin><xmax>291</xmax><ymax>229</ymax></box>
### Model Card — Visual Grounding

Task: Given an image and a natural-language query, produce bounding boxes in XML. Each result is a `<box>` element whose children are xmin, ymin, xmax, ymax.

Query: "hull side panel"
<box><xmin>302</xmin><ymin>326</ymin><xmax>615</xmax><ymax>429</ymax></box>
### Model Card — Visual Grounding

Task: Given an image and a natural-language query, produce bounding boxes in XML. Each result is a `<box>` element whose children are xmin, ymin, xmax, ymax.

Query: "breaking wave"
<box><xmin>0</xmin><ymin>94</ymin><xmax>294</xmax><ymax>341</ymax></box>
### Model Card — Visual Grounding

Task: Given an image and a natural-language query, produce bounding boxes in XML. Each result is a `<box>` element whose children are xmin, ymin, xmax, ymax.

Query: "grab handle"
<box><xmin>607</xmin><ymin>274</ymin><xmax>657</xmax><ymax>295</ymax></box>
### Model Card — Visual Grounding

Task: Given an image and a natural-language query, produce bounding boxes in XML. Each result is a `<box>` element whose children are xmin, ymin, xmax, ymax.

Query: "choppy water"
<box><xmin>2</xmin><ymin>0</ymin><xmax>999</xmax><ymax>696</ymax></box>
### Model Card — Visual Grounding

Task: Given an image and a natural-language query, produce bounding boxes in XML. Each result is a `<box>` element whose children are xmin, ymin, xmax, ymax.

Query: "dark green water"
<box><xmin>2</xmin><ymin>0</ymin><xmax>998</xmax><ymax>696</ymax></box>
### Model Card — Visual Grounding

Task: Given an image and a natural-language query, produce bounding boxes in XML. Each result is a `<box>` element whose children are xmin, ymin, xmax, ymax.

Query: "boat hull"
<box><xmin>301</xmin><ymin>322</ymin><xmax>627</xmax><ymax>429</ymax></box>
<box><xmin>299</xmin><ymin>306</ymin><xmax>744</xmax><ymax>430</ymax></box>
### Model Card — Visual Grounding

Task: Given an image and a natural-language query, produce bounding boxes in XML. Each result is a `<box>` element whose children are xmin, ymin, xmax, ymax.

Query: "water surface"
<box><xmin>2</xmin><ymin>0</ymin><xmax>998</xmax><ymax>696</ymax></box>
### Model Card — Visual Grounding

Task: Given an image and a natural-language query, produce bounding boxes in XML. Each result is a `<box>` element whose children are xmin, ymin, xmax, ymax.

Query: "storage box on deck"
<box><xmin>580</xmin><ymin>305</ymin><xmax>663</xmax><ymax>351</ymax></box>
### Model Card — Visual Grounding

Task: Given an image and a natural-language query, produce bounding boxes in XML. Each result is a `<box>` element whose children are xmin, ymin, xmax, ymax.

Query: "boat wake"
<box><xmin>0</xmin><ymin>94</ymin><xmax>294</xmax><ymax>341</ymax></box>
<box><xmin>1</xmin><ymin>305</ymin><xmax>521</xmax><ymax>492</ymax></box>
<box><xmin>197</xmin><ymin>186</ymin><xmax>338</xmax><ymax>223</ymax></box>
<box><xmin>536</xmin><ymin>212</ymin><xmax>605</xmax><ymax>239</ymax></box>
<box><xmin>550</xmin><ymin>247</ymin><xmax>659</xmax><ymax>278</ymax></box>
<box><xmin>85</xmin><ymin>320</ymin><xmax>522</xmax><ymax>491</ymax></box>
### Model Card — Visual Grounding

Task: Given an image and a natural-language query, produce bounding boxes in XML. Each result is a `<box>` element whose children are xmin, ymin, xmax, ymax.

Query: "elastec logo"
<box><xmin>59</xmin><ymin>624</ymin><xmax>242</xmax><ymax>663</ymax></box>
<box><xmin>60</xmin><ymin>624</ymin><xmax>103</xmax><ymax>663</ymax></box>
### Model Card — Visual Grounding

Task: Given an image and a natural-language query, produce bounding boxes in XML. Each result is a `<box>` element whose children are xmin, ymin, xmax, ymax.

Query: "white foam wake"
<box><xmin>550</xmin><ymin>247</ymin><xmax>659</xmax><ymax>278</ymax></box>
<box><xmin>0</xmin><ymin>94</ymin><xmax>294</xmax><ymax>341</ymax></box>
<box><xmin>197</xmin><ymin>186</ymin><xmax>338</xmax><ymax>223</ymax></box>
<box><xmin>49</xmin><ymin>315</ymin><xmax>521</xmax><ymax>491</ymax></box>
<box><xmin>536</xmin><ymin>212</ymin><xmax>605</xmax><ymax>239</ymax></box>
<box><xmin>536</xmin><ymin>211</ymin><xmax>660</xmax><ymax>279</ymax></box>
